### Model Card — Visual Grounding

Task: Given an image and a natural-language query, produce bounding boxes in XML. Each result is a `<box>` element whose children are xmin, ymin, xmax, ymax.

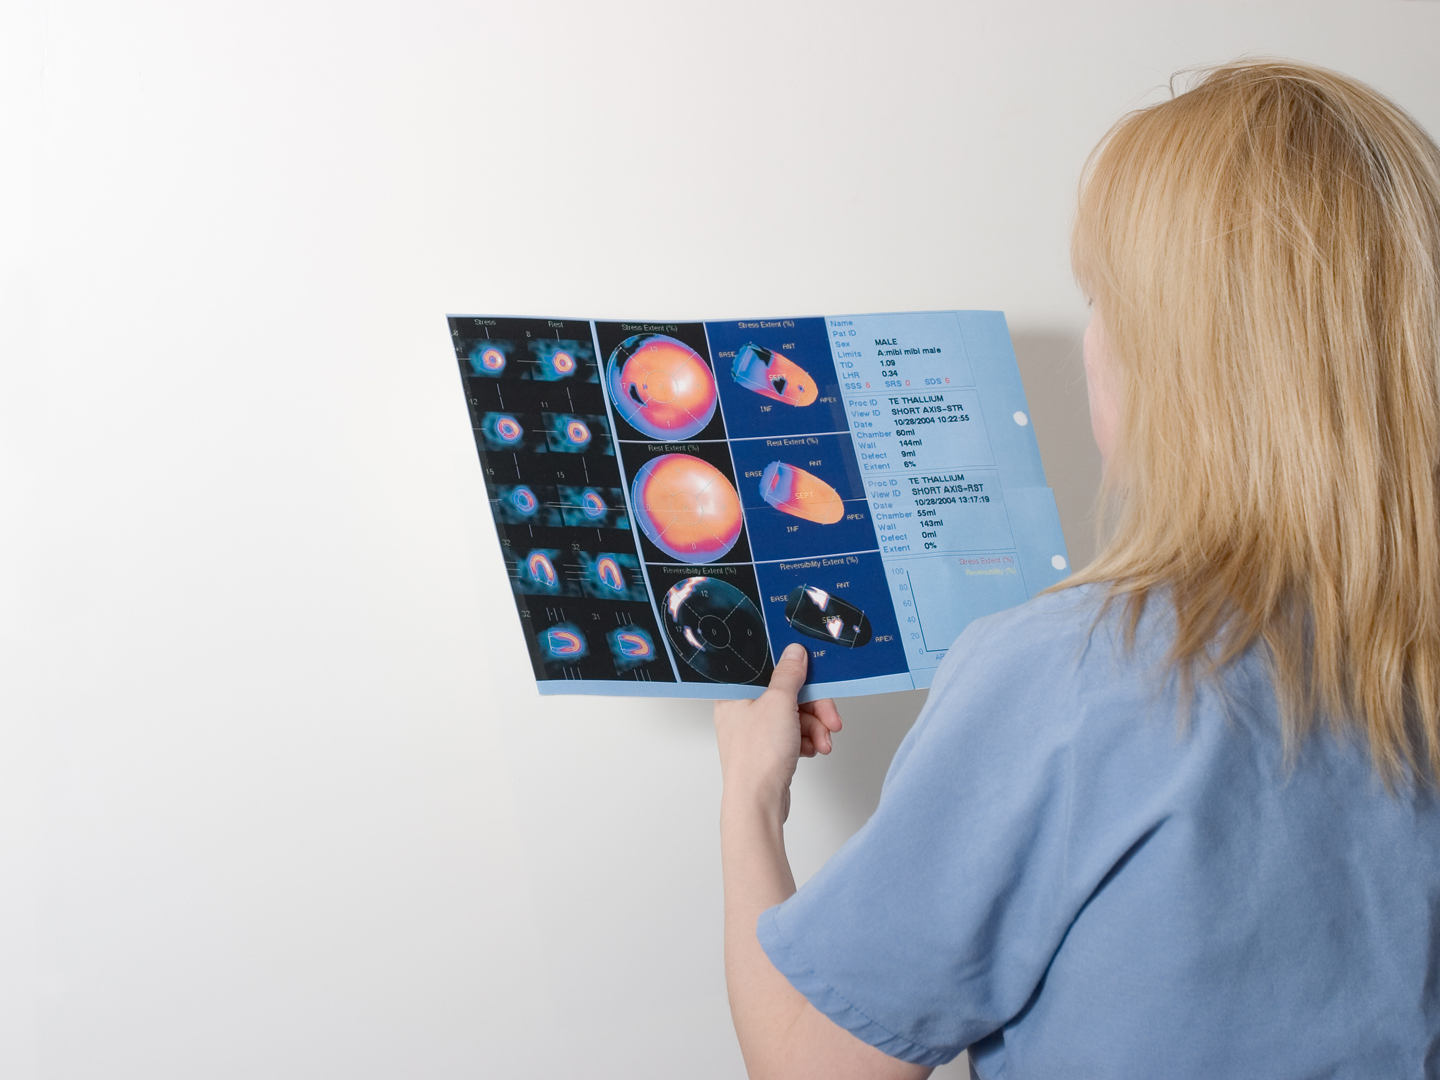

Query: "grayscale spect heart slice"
<box><xmin>784</xmin><ymin>585</ymin><xmax>873</xmax><ymax>648</ymax></box>
<box><xmin>663</xmin><ymin>576</ymin><xmax>771</xmax><ymax>683</ymax></box>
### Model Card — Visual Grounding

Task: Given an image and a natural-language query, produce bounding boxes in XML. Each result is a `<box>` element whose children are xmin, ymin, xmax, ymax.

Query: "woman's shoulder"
<box><xmin>956</xmin><ymin>581</ymin><xmax>1116</xmax><ymax>651</ymax></box>
<box><xmin>934</xmin><ymin>582</ymin><xmax>1170</xmax><ymax>705</ymax></box>
<box><xmin>888</xmin><ymin>585</ymin><xmax>1152</xmax><ymax>780</ymax></box>
<box><xmin>903</xmin><ymin>581</ymin><xmax>1265</xmax><ymax>787</ymax></box>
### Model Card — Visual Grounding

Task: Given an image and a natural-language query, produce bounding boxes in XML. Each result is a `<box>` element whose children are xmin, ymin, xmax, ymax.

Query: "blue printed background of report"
<box><xmin>830</xmin><ymin>311</ymin><xmax>1065</xmax><ymax>676</ymax></box>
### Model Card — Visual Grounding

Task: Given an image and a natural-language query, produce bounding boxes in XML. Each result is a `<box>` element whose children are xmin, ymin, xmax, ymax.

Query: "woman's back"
<box><xmin>760</xmin><ymin>585</ymin><xmax>1440</xmax><ymax>1077</ymax></box>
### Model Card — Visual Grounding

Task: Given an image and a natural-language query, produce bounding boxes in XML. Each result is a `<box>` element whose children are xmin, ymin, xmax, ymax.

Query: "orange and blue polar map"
<box><xmin>449</xmin><ymin>312</ymin><xmax>1070</xmax><ymax>700</ymax></box>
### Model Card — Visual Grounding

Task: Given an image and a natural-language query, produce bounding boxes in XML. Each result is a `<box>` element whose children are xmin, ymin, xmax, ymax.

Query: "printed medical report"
<box><xmin>450</xmin><ymin>311</ymin><xmax>1070</xmax><ymax>700</ymax></box>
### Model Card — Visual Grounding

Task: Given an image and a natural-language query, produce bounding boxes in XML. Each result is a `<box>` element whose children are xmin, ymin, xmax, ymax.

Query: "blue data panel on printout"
<box><xmin>448</xmin><ymin>310</ymin><xmax>1069</xmax><ymax>700</ymax></box>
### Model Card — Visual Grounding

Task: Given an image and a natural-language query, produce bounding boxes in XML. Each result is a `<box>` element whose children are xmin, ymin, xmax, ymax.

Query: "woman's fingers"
<box><xmin>799</xmin><ymin>708</ymin><xmax>834</xmax><ymax>755</ymax></box>
<box><xmin>801</xmin><ymin>696</ymin><xmax>843</xmax><ymax>734</ymax></box>
<box><xmin>714</xmin><ymin>646</ymin><xmax>841</xmax><ymax>777</ymax></box>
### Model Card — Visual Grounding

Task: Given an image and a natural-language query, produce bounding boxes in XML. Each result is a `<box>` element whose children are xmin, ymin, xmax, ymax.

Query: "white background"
<box><xmin>4</xmin><ymin>3</ymin><xmax>1438</xmax><ymax>1077</ymax></box>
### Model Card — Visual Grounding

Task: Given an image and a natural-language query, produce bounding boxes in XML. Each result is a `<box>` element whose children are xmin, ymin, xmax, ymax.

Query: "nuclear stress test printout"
<box><xmin>450</xmin><ymin>311</ymin><xmax>1070</xmax><ymax>701</ymax></box>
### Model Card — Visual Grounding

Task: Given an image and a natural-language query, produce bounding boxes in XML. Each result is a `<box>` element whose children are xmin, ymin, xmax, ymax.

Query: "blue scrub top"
<box><xmin>759</xmin><ymin>584</ymin><xmax>1440</xmax><ymax>1078</ymax></box>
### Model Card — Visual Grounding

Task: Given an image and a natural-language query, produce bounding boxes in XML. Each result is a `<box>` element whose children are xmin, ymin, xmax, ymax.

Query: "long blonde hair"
<box><xmin>1068</xmin><ymin>60</ymin><xmax>1440</xmax><ymax>781</ymax></box>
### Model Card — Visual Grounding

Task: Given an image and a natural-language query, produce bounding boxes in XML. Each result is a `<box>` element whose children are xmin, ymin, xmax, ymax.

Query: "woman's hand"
<box><xmin>714</xmin><ymin>642</ymin><xmax>844</xmax><ymax>822</ymax></box>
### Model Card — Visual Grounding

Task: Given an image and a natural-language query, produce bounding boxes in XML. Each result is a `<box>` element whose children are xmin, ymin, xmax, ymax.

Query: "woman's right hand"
<box><xmin>714</xmin><ymin>643</ymin><xmax>843</xmax><ymax>822</ymax></box>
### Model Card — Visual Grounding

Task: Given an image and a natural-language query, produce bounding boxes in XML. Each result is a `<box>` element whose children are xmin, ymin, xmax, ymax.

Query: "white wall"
<box><xmin>4</xmin><ymin>3</ymin><xmax>1438</xmax><ymax>1077</ymax></box>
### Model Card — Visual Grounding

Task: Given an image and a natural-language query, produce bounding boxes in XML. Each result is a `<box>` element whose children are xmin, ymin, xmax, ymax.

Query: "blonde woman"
<box><xmin>716</xmin><ymin>61</ymin><xmax>1440</xmax><ymax>1079</ymax></box>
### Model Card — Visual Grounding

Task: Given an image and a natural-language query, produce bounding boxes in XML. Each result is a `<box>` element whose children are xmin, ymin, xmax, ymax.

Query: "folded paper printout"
<box><xmin>449</xmin><ymin>311</ymin><xmax>1069</xmax><ymax>699</ymax></box>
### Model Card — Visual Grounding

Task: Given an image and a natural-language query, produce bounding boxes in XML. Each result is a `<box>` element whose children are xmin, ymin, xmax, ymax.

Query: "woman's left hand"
<box><xmin>714</xmin><ymin>643</ymin><xmax>844</xmax><ymax>822</ymax></box>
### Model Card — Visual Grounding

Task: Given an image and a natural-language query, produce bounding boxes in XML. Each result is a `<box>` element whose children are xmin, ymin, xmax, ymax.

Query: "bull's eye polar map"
<box><xmin>450</xmin><ymin>311</ymin><xmax>1069</xmax><ymax>700</ymax></box>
